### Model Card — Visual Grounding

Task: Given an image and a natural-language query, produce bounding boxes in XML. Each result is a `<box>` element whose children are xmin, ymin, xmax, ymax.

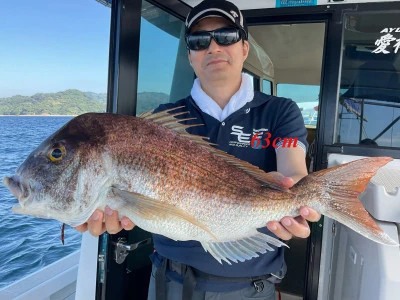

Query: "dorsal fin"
<box><xmin>138</xmin><ymin>107</ymin><xmax>289</xmax><ymax>192</ymax></box>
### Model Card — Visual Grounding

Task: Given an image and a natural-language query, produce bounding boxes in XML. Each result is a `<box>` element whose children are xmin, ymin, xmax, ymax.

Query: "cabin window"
<box><xmin>136</xmin><ymin>1</ymin><xmax>193</xmax><ymax>115</ymax></box>
<box><xmin>262</xmin><ymin>79</ymin><xmax>272</xmax><ymax>95</ymax></box>
<box><xmin>277</xmin><ymin>84</ymin><xmax>320</xmax><ymax>127</ymax></box>
<box><xmin>336</xmin><ymin>12</ymin><xmax>400</xmax><ymax>147</ymax></box>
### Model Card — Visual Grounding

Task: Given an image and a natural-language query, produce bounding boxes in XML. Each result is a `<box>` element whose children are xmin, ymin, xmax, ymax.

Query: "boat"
<box><xmin>1</xmin><ymin>0</ymin><xmax>399</xmax><ymax>299</ymax></box>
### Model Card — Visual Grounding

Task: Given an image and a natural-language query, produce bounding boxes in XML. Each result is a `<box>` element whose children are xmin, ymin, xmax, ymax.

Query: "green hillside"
<box><xmin>0</xmin><ymin>90</ymin><xmax>170</xmax><ymax>115</ymax></box>
<box><xmin>0</xmin><ymin>89</ymin><xmax>105</xmax><ymax>115</ymax></box>
<box><xmin>136</xmin><ymin>92</ymin><xmax>170</xmax><ymax>114</ymax></box>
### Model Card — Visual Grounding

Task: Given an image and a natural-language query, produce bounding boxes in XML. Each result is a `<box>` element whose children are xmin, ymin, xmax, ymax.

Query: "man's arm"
<box><xmin>266</xmin><ymin>147</ymin><xmax>321</xmax><ymax>240</ymax></box>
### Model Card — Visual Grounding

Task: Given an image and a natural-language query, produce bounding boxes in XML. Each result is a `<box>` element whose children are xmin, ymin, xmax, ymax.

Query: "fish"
<box><xmin>2</xmin><ymin>108</ymin><xmax>398</xmax><ymax>264</ymax></box>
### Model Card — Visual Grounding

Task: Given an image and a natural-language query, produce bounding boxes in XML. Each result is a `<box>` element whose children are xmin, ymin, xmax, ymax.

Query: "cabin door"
<box><xmin>318</xmin><ymin>10</ymin><xmax>400</xmax><ymax>300</ymax></box>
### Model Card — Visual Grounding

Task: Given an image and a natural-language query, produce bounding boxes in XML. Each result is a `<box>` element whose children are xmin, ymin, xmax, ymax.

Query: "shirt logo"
<box><xmin>230</xmin><ymin>125</ymin><xmax>251</xmax><ymax>144</ymax></box>
<box><xmin>229</xmin><ymin>125</ymin><xmax>298</xmax><ymax>149</ymax></box>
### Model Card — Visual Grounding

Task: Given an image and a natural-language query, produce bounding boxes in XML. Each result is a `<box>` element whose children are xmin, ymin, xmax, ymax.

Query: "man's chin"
<box><xmin>203</xmin><ymin>70</ymin><xmax>232</xmax><ymax>81</ymax></box>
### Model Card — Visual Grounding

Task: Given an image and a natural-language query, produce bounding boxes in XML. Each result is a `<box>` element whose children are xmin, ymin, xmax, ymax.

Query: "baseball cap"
<box><xmin>185</xmin><ymin>0</ymin><xmax>248</xmax><ymax>40</ymax></box>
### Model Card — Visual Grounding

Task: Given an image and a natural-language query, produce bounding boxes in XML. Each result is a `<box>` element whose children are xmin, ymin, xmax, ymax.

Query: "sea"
<box><xmin>0</xmin><ymin>116</ymin><xmax>82</xmax><ymax>289</ymax></box>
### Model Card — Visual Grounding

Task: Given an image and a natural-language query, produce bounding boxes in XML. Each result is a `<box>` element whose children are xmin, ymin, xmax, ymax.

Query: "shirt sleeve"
<box><xmin>272</xmin><ymin>98</ymin><xmax>308</xmax><ymax>154</ymax></box>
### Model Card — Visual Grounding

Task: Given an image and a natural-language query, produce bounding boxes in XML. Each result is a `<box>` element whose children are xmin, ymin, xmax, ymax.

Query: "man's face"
<box><xmin>187</xmin><ymin>17</ymin><xmax>249</xmax><ymax>83</ymax></box>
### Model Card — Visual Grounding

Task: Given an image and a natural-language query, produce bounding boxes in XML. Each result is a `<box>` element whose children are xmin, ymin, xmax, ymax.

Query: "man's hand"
<box><xmin>266</xmin><ymin>174</ymin><xmax>321</xmax><ymax>240</ymax></box>
<box><xmin>266</xmin><ymin>206</ymin><xmax>321</xmax><ymax>240</ymax></box>
<box><xmin>74</xmin><ymin>206</ymin><xmax>135</xmax><ymax>237</ymax></box>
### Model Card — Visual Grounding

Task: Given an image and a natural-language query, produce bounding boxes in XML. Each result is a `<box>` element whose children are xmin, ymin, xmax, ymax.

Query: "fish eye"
<box><xmin>48</xmin><ymin>144</ymin><xmax>66</xmax><ymax>162</ymax></box>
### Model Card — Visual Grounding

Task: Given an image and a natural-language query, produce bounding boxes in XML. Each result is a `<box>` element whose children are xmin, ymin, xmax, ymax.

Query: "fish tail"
<box><xmin>305</xmin><ymin>157</ymin><xmax>398</xmax><ymax>246</ymax></box>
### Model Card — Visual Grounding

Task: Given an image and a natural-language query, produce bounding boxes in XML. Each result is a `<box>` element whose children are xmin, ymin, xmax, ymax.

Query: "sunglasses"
<box><xmin>185</xmin><ymin>28</ymin><xmax>242</xmax><ymax>51</ymax></box>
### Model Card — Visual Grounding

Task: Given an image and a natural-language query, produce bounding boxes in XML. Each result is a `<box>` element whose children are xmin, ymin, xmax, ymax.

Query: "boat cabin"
<box><xmin>1</xmin><ymin>0</ymin><xmax>399</xmax><ymax>299</ymax></box>
<box><xmin>81</xmin><ymin>1</ymin><xmax>400</xmax><ymax>299</ymax></box>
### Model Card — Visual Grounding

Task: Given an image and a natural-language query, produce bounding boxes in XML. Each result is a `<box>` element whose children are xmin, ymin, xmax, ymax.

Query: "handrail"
<box><xmin>0</xmin><ymin>251</ymin><xmax>80</xmax><ymax>300</ymax></box>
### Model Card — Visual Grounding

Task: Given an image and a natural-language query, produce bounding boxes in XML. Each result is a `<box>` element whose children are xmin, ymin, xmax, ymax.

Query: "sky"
<box><xmin>0</xmin><ymin>0</ymin><xmax>111</xmax><ymax>97</ymax></box>
<box><xmin>277</xmin><ymin>84</ymin><xmax>320</xmax><ymax>104</ymax></box>
<box><xmin>0</xmin><ymin>0</ymin><xmax>180</xmax><ymax>98</ymax></box>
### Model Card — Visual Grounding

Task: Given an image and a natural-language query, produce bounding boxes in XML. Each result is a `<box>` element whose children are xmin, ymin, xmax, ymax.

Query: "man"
<box><xmin>76</xmin><ymin>0</ymin><xmax>321</xmax><ymax>299</ymax></box>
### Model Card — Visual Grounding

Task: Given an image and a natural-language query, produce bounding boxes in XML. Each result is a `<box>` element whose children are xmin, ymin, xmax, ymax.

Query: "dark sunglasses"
<box><xmin>185</xmin><ymin>28</ymin><xmax>242</xmax><ymax>51</ymax></box>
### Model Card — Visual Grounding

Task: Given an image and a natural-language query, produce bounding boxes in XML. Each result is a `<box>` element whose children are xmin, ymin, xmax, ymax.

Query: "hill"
<box><xmin>136</xmin><ymin>92</ymin><xmax>170</xmax><ymax>114</ymax></box>
<box><xmin>0</xmin><ymin>90</ymin><xmax>170</xmax><ymax>115</ymax></box>
<box><xmin>0</xmin><ymin>89</ymin><xmax>105</xmax><ymax>115</ymax></box>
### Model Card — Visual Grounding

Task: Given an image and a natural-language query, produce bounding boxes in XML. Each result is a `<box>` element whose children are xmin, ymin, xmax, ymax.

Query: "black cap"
<box><xmin>185</xmin><ymin>0</ymin><xmax>248</xmax><ymax>40</ymax></box>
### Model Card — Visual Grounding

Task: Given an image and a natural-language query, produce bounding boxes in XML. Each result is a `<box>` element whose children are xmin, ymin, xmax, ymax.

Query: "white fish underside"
<box><xmin>102</xmin><ymin>177</ymin><xmax>291</xmax><ymax>265</ymax></box>
<box><xmin>121</xmin><ymin>206</ymin><xmax>289</xmax><ymax>265</ymax></box>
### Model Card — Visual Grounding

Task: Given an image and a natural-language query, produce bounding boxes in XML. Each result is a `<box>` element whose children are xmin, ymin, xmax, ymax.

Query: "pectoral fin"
<box><xmin>201</xmin><ymin>231</ymin><xmax>288</xmax><ymax>265</ymax></box>
<box><xmin>109</xmin><ymin>187</ymin><xmax>216</xmax><ymax>240</ymax></box>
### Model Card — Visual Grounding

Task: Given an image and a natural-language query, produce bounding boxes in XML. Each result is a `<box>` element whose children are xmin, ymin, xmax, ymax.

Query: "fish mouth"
<box><xmin>3</xmin><ymin>175</ymin><xmax>33</xmax><ymax>206</ymax></box>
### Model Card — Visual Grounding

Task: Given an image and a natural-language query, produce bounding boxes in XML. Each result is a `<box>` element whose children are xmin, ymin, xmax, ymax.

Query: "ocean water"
<box><xmin>0</xmin><ymin>116</ymin><xmax>82</xmax><ymax>289</ymax></box>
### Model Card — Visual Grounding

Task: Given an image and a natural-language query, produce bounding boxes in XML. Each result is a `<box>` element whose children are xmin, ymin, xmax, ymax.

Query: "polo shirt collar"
<box><xmin>190</xmin><ymin>73</ymin><xmax>254</xmax><ymax>122</ymax></box>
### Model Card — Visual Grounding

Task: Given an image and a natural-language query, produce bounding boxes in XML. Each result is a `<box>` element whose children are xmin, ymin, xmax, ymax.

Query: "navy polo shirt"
<box><xmin>151</xmin><ymin>91</ymin><xmax>308</xmax><ymax>291</ymax></box>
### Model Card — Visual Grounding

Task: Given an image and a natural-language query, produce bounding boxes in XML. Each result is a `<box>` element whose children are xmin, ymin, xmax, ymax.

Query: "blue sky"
<box><xmin>277</xmin><ymin>84</ymin><xmax>320</xmax><ymax>104</ymax></box>
<box><xmin>0</xmin><ymin>0</ymin><xmax>180</xmax><ymax>98</ymax></box>
<box><xmin>0</xmin><ymin>0</ymin><xmax>111</xmax><ymax>97</ymax></box>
